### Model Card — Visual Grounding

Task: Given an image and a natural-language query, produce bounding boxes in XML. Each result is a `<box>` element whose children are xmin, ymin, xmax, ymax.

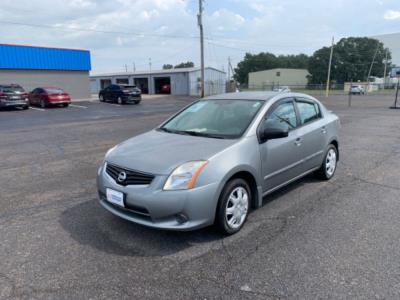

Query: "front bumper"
<box><xmin>96</xmin><ymin>163</ymin><xmax>219</xmax><ymax>231</ymax></box>
<box><xmin>0</xmin><ymin>100</ymin><xmax>28</xmax><ymax>107</ymax></box>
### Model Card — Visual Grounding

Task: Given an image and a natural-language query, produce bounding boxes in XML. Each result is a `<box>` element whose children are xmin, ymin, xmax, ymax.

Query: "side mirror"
<box><xmin>260</xmin><ymin>127</ymin><xmax>288</xmax><ymax>142</ymax></box>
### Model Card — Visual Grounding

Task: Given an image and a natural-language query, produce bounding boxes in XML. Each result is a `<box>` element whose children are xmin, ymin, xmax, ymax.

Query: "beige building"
<box><xmin>248</xmin><ymin>68</ymin><xmax>310</xmax><ymax>88</ymax></box>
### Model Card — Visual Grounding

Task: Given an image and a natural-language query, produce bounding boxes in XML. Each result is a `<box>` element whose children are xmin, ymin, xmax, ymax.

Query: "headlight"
<box><xmin>163</xmin><ymin>161</ymin><xmax>208</xmax><ymax>190</ymax></box>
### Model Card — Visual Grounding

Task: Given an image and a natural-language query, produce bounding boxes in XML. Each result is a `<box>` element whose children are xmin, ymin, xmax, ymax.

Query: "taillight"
<box><xmin>0</xmin><ymin>92</ymin><xmax>6</xmax><ymax>98</ymax></box>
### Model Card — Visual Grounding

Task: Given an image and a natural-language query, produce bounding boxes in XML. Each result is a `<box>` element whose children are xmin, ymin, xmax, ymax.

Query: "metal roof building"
<box><xmin>90</xmin><ymin>67</ymin><xmax>226</xmax><ymax>96</ymax></box>
<box><xmin>0</xmin><ymin>44</ymin><xmax>91</xmax><ymax>99</ymax></box>
<box><xmin>248</xmin><ymin>68</ymin><xmax>310</xmax><ymax>89</ymax></box>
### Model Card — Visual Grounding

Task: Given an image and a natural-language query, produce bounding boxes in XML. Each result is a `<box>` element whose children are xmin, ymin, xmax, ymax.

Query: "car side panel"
<box><xmin>259</xmin><ymin>130</ymin><xmax>304</xmax><ymax>192</ymax></box>
<box><xmin>296</xmin><ymin>119</ymin><xmax>327</xmax><ymax>173</ymax></box>
<box><xmin>195</xmin><ymin>136</ymin><xmax>264</xmax><ymax>209</ymax></box>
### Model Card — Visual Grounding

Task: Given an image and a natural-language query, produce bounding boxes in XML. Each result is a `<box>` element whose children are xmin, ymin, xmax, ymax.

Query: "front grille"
<box><xmin>106</xmin><ymin>163</ymin><xmax>154</xmax><ymax>186</ymax></box>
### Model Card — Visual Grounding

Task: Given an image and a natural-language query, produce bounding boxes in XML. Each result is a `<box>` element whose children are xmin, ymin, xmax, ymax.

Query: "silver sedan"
<box><xmin>97</xmin><ymin>92</ymin><xmax>340</xmax><ymax>234</ymax></box>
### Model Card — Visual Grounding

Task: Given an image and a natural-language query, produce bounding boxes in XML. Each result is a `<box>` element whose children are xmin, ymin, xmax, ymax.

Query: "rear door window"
<box><xmin>296</xmin><ymin>101</ymin><xmax>321</xmax><ymax>125</ymax></box>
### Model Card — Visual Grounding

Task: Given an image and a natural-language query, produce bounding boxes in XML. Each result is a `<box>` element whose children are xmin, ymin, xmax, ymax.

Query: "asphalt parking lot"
<box><xmin>1</xmin><ymin>94</ymin><xmax>400</xmax><ymax>299</ymax></box>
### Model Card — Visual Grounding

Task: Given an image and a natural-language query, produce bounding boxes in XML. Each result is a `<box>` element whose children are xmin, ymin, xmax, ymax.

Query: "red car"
<box><xmin>29</xmin><ymin>87</ymin><xmax>71</xmax><ymax>108</ymax></box>
<box><xmin>160</xmin><ymin>84</ymin><xmax>171</xmax><ymax>94</ymax></box>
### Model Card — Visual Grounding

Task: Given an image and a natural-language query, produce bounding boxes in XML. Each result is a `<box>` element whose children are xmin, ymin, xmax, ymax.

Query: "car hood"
<box><xmin>106</xmin><ymin>130</ymin><xmax>237</xmax><ymax>175</ymax></box>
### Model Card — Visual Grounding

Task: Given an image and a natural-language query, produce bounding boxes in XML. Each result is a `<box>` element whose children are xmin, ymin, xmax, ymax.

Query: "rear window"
<box><xmin>119</xmin><ymin>85</ymin><xmax>136</xmax><ymax>89</ymax></box>
<box><xmin>45</xmin><ymin>88</ymin><xmax>64</xmax><ymax>94</ymax></box>
<box><xmin>2</xmin><ymin>85</ymin><xmax>25</xmax><ymax>92</ymax></box>
<box><xmin>120</xmin><ymin>85</ymin><xmax>137</xmax><ymax>90</ymax></box>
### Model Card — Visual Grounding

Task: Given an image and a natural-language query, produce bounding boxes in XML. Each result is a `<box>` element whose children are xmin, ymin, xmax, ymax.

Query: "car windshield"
<box><xmin>160</xmin><ymin>99</ymin><xmax>264</xmax><ymax>139</ymax></box>
<box><xmin>3</xmin><ymin>85</ymin><xmax>24</xmax><ymax>93</ymax></box>
<box><xmin>45</xmin><ymin>88</ymin><xmax>64</xmax><ymax>94</ymax></box>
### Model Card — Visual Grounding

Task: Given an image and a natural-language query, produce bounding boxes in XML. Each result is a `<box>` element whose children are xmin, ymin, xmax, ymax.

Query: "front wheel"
<box><xmin>99</xmin><ymin>94</ymin><xmax>105</xmax><ymax>102</ymax></box>
<box><xmin>315</xmin><ymin>144</ymin><xmax>338</xmax><ymax>180</ymax></box>
<box><xmin>22</xmin><ymin>105</ymin><xmax>29</xmax><ymax>110</ymax></box>
<box><xmin>117</xmin><ymin>97</ymin><xmax>124</xmax><ymax>105</ymax></box>
<box><xmin>40</xmin><ymin>99</ymin><xmax>47</xmax><ymax>108</ymax></box>
<box><xmin>216</xmin><ymin>178</ymin><xmax>251</xmax><ymax>235</ymax></box>
<box><xmin>62</xmin><ymin>103</ymin><xmax>69</xmax><ymax>107</ymax></box>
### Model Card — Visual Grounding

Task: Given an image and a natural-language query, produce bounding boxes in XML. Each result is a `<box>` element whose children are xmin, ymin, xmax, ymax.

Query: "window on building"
<box><xmin>276</xmin><ymin>71</ymin><xmax>281</xmax><ymax>77</ymax></box>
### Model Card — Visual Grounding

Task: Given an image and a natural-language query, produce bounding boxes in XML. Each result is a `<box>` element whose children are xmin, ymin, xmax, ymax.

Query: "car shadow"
<box><xmin>262</xmin><ymin>174</ymin><xmax>320</xmax><ymax>206</ymax></box>
<box><xmin>59</xmin><ymin>199</ymin><xmax>224</xmax><ymax>258</ymax></box>
<box><xmin>60</xmin><ymin>174</ymin><xmax>319</xmax><ymax>258</ymax></box>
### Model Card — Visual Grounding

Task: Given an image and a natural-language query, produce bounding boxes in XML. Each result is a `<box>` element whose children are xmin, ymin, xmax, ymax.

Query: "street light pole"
<box><xmin>198</xmin><ymin>0</ymin><xmax>205</xmax><ymax>98</ymax></box>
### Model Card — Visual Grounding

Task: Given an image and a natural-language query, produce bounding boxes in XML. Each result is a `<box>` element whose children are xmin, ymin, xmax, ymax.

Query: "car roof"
<box><xmin>204</xmin><ymin>91</ymin><xmax>280</xmax><ymax>101</ymax></box>
<box><xmin>204</xmin><ymin>91</ymin><xmax>321</xmax><ymax>104</ymax></box>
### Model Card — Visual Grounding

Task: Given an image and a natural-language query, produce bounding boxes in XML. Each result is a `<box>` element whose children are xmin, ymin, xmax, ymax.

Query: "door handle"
<box><xmin>294</xmin><ymin>137</ymin><xmax>302</xmax><ymax>146</ymax></box>
<box><xmin>321</xmin><ymin>126</ymin><xmax>327</xmax><ymax>134</ymax></box>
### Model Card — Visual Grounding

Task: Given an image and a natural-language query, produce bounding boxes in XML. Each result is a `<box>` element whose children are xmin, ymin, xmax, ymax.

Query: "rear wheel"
<box><xmin>99</xmin><ymin>94</ymin><xmax>105</xmax><ymax>102</ymax></box>
<box><xmin>315</xmin><ymin>144</ymin><xmax>338</xmax><ymax>180</ymax></box>
<box><xmin>216</xmin><ymin>178</ymin><xmax>251</xmax><ymax>235</ymax></box>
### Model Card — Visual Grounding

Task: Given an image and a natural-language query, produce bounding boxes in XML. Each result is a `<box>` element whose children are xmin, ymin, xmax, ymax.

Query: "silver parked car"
<box><xmin>97</xmin><ymin>92</ymin><xmax>340</xmax><ymax>234</ymax></box>
<box><xmin>273</xmin><ymin>86</ymin><xmax>291</xmax><ymax>93</ymax></box>
<box><xmin>350</xmin><ymin>85</ymin><xmax>365</xmax><ymax>95</ymax></box>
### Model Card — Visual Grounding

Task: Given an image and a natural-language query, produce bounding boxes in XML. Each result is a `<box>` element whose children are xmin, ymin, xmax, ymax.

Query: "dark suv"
<box><xmin>99</xmin><ymin>84</ymin><xmax>141</xmax><ymax>104</ymax></box>
<box><xmin>0</xmin><ymin>84</ymin><xmax>29</xmax><ymax>110</ymax></box>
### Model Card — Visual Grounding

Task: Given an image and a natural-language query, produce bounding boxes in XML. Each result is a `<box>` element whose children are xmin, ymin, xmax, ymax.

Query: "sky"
<box><xmin>0</xmin><ymin>0</ymin><xmax>399</xmax><ymax>74</ymax></box>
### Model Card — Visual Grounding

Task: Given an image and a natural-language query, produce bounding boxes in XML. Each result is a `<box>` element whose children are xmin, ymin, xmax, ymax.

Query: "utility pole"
<box><xmin>149</xmin><ymin>58</ymin><xmax>152</xmax><ymax>72</ymax></box>
<box><xmin>366</xmin><ymin>44</ymin><xmax>379</xmax><ymax>93</ymax></box>
<box><xmin>383</xmin><ymin>50</ymin><xmax>388</xmax><ymax>89</ymax></box>
<box><xmin>227</xmin><ymin>57</ymin><xmax>231</xmax><ymax>81</ymax></box>
<box><xmin>198</xmin><ymin>0</ymin><xmax>205</xmax><ymax>98</ymax></box>
<box><xmin>325</xmin><ymin>36</ymin><xmax>334</xmax><ymax>97</ymax></box>
<box><xmin>124</xmin><ymin>64</ymin><xmax>128</xmax><ymax>72</ymax></box>
<box><xmin>133</xmin><ymin>62</ymin><xmax>136</xmax><ymax>73</ymax></box>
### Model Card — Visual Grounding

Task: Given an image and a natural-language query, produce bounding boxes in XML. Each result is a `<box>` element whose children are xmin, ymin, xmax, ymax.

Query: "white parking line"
<box><xmin>110</xmin><ymin>104</ymin><xmax>122</xmax><ymax>107</ymax></box>
<box><xmin>69</xmin><ymin>104</ymin><xmax>88</xmax><ymax>109</ymax></box>
<box><xmin>30</xmin><ymin>107</ymin><xmax>45</xmax><ymax>112</ymax></box>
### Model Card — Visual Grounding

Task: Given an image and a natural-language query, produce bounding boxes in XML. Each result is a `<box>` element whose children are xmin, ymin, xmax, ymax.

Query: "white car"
<box><xmin>350</xmin><ymin>85</ymin><xmax>365</xmax><ymax>95</ymax></box>
<box><xmin>273</xmin><ymin>86</ymin><xmax>291</xmax><ymax>93</ymax></box>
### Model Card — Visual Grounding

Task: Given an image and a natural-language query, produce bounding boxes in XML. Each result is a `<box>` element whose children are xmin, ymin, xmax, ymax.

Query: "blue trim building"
<box><xmin>0</xmin><ymin>44</ymin><xmax>91</xmax><ymax>99</ymax></box>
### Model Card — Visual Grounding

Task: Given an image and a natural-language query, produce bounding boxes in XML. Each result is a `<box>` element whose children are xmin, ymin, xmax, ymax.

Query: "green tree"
<box><xmin>162</xmin><ymin>64</ymin><xmax>173</xmax><ymax>69</ymax></box>
<box><xmin>308</xmin><ymin>37</ymin><xmax>391</xmax><ymax>84</ymax></box>
<box><xmin>174</xmin><ymin>61</ymin><xmax>194</xmax><ymax>68</ymax></box>
<box><xmin>233</xmin><ymin>52</ymin><xmax>309</xmax><ymax>85</ymax></box>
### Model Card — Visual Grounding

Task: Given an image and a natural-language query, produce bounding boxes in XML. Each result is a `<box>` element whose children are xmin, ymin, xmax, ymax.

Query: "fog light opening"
<box><xmin>175</xmin><ymin>213</ymin><xmax>188</xmax><ymax>224</ymax></box>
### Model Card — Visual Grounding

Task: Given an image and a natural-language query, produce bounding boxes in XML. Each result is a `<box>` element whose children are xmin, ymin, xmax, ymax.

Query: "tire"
<box><xmin>134</xmin><ymin>100</ymin><xmax>141</xmax><ymax>105</ymax></box>
<box><xmin>117</xmin><ymin>97</ymin><xmax>124</xmax><ymax>105</ymax></box>
<box><xmin>315</xmin><ymin>144</ymin><xmax>338</xmax><ymax>180</ymax></box>
<box><xmin>99</xmin><ymin>94</ymin><xmax>105</xmax><ymax>102</ymax></box>
<box><xmin>40</xmin><ymin>99</ymin><xmax>47</xmax><ymax>108</ymax></box>
<box><xmin>216</xmin><ymin>178</ymin><xmax>251</xmax><ymax>235</ymax></box>
<box><xmin>22</xmin><ymin>105</ymin><xmax>29</xmax><ymax>110</ymax></box>
<box><xmin>63</xmin><ymin>103</ymin><xmax>69</xmax><ymax>107</ymax></box>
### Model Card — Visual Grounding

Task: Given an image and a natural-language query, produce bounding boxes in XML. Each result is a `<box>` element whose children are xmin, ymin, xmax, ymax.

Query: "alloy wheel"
<box><xmin>326</xmin><ymin>148</ymin><xmax>337</xmax><ymax>177</ymax></box>
<box><xmin>225</xmin><ymin>187</ymin><xmax>249</xmax><ymax>229</ymax></box>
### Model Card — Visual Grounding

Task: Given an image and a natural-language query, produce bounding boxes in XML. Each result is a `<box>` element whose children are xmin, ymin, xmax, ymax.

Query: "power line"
<box><xmin>0</xmin><ymin>20</ymin><xmax>200</xmax><ymax>40</ymax></box>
